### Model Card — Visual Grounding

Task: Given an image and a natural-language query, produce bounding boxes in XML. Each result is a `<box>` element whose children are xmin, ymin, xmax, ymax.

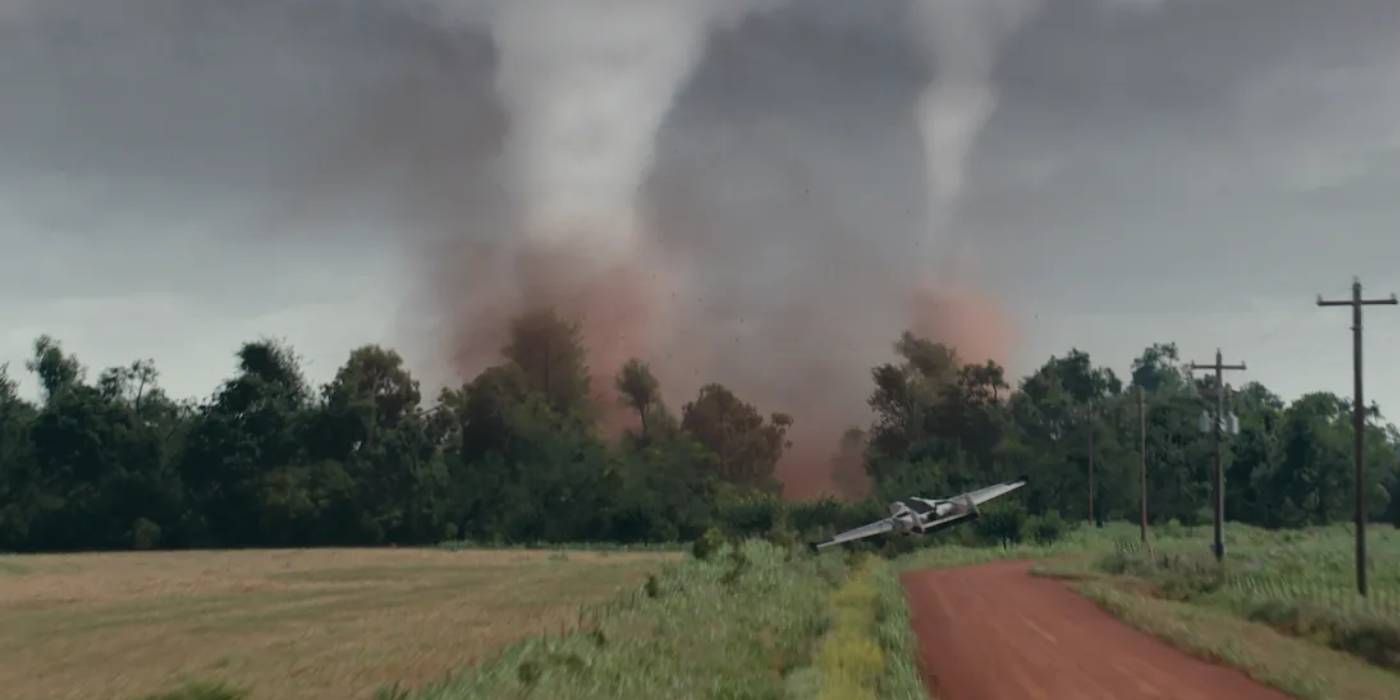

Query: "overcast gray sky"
<box><xmin>3</xmin><ymin>0</ymin><xmax>1399</xmax><ymax>422</ymax></box>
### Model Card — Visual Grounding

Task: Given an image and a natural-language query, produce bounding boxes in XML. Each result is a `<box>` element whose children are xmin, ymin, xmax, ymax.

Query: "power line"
<box><xmin>1189</xmin><ymin>350</ymin><xmax>1246</xmax><ymax>564</ymax></box>
<box><xmin>1317</xmin><ymin>278</ymin><xmax>1397</xmax><ymax>597</ymax></box>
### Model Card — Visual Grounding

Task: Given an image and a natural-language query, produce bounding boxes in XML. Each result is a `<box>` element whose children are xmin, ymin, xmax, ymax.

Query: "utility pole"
<box><xmin>1138</xmin><ymin>386</ymin><xmax>1148</xmax><ymax>544</ymax></box>
<box><xmin>1190</xmin><ymin>350</ymin><xmax>1246</xmax><ymax>563</ymax></box>
<box><xmin>1318</xmin><ymin>278</ymin><xmax>1397</xmax><ymax>597</ymax></box>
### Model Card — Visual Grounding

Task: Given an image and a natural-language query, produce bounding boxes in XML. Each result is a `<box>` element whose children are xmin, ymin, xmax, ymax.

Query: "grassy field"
<box><xmin>0</xmin><ymin>547</ymin><xmax>677</xmax><ymax>700</ymax></box>
<box><xmin>13</xmin><ymin>523</ymin><xmax>1393</xmax><ymax>699</ymax></box>
<box><xmin>400</xmin><ymin>540</ymin><xmax>922</xmax><ymax>700</ymax></box>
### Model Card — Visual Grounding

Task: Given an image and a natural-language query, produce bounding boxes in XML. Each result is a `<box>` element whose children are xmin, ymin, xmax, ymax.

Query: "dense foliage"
<box><xmin>2</xmin><ymin>321</ymin><xmax>1399</xmax><ymax>552</ymax></box>
<box><xmin>864</xmin><ymin>339</ymin><xmax>1400</xmax><ymax>532</ymax></box>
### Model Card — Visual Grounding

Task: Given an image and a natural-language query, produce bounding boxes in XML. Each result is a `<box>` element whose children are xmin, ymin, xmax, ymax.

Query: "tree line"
<box><xmin>2</xmin><ymin>313</ymin><xmax>1398</xmax><ymax>553</ymax></box>
<box><xmin>860</xmin><ymin>334</ymin><xmax>1400</xmax><ymax>533</ymax></box>
<box><xmin>0</xmin><ymin>311</ymin><xmax>798</xmax><ymax>551</ymax></box>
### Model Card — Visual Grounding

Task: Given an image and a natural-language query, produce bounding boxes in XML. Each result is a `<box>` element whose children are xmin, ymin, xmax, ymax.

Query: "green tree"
<box><xmin>180</xmin><ymin>340</ymin><xmax>310</xmax><ymax>546</ymax></box>
<box><xmin>26</xmin><ymin>335</ymin><xmax>83</xmax><ymax>402</ymax></box>
<box><xmin>17</xmin><ymin>343</ymin><xmax>185</xmax><ymax>550</ymax></box>
<box><xmin>503</xmin><ymin>309</ymin><xmax>592</xmax><ymax>418</ymax></box>
<box><xmin>0</xmin><ymin>364</ymin><xmax>38</xmax><ymax>549</ymax></box>
<box><xmin>1130</xmin><ymin>342</ymin><xmax>1189</xmax><ymax>394</ymax></box>
<box><xmin>616</xmin><ymin>359</ymin><xmax>661</xmax><ymax>440</ymax></box>
<box><xmin>681</xmin><ymin>384</ymin><xmax>790</xmax><ymax>494</ymax></box>
<box><xmin>1006</xmin><ymin>350</ymin><xmax>1125</xmax><ymax>521</ymax></box>
<box><xmin>311</xmin><ymin>345</ymin><xmax>435</xmax><ymax>543</ymax></box>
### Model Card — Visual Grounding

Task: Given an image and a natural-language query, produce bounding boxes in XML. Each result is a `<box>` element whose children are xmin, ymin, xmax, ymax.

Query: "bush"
<box><xmin>788</xmin><ymin>498</ymin><xmax>844</xmax><ymax>540</ymax></box>
<box><xmin>1027</xmin><ymin>510</ymin><xmax>1069</xmax><ymax>545</ymax></box>
<box><xmin>716</xmin><ymin>494</ymin><xmax>782</xmax><ymax>537</ymax></box>
<box><xmin>974</xmin><ymin>503</ymin><xmax>1027</xmax><ymax>547</ymax></box>
<box><xmin>131</xmin><ymin>518</ymin><xmax>162</xmax><ymax>550</ymax></box>
<box><xmin>1158</xmin><ymin>518</ymin><xmax>1185</xmax><ymax>539</ymax></box>
<box><xmin>692</xmin><ymin>527</ymin><xmax>726</xmax><ymax>560</ymax></box>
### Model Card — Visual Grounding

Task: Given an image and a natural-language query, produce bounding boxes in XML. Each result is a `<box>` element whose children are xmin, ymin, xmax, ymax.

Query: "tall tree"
<box><xmin>503</xmin><ymin>309</ymin><xmax>592</xmax><ymax>418</ymax></box>
<box><xmin>616</xmin><ymin>358</ymin><xmax>661</xmax><ymax>439</ymax></box>
<box><xmin>867</xmin><ymin>333</ymin><xmax>962</xmax><ymax>466</ymax></box>
<box><xmin>0</xmin><ymin>364</ymin><xmax>37</xmax><ymax>549</ymax></box>
<box><xmin>1130</xmin><ymin>342</ymin><xmax>1189</xmax><ymax>394</ymax></box>
<box><xmin>311</xmin><ymin>345</ymin><xmax>434</xmax><ymax>542</ymax></box>
<box><xmin>27</xmin><ymin>335</ymin><xmax>83</xmax><ymax>402</ymax></box>
<box><xmin>681</xmin><ymin>384</ymin><xmax>791</xmax><ymax>494</ymax></box>
<box><xmin>180</xmin><ymin>340</ymin><xmax>310</xmax><ymax>546</ymax></box>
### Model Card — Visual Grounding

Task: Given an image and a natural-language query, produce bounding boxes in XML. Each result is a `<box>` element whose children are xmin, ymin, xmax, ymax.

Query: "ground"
<box><xmin>897</xmin><ymin>522</ymin><xmax>1400</xmax><ymax>699</ymax></box>
<box><xmin>903</xmin><ymin>560</ymin><xmax>1290</xmax><ymax>699</ymax></box>
<box><xmin>0</xmin><ymin>547</ymin><xmax>676</xmax><ymax>700</ymax></box>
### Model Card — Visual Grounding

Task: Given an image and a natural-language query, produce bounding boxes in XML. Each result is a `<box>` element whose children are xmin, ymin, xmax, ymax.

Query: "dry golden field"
<box><xmin>0</xmin><ymin>548</ymin><xmax>677</xmax><ymax>700</ymax></box>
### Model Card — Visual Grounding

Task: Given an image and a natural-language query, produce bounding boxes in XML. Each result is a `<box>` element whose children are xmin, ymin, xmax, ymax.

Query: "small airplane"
<box><xmin>811</xmin><ymin>477</ymin><xmax>1028</xmax><ymax>550</ymax></box>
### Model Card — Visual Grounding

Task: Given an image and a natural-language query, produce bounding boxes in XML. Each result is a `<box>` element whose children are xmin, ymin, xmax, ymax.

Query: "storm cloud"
<box><xmin>3</xmin><ymin>0</ymin><xmax>1399</xmax><ymax>496</ymax></box>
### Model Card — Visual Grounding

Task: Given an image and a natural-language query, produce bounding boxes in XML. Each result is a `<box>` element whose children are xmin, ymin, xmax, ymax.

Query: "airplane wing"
<box><xmin>959</xmin><ymin>477</ymin><xmax>1028</xmax><ymax>506</ymax></box>
<box><xmin>811</xmin><ymin>518</ymin><xmax>896</xmax><ymax>551</ymax></box>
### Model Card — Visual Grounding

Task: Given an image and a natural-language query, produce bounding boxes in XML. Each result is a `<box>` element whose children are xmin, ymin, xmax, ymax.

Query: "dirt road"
<box><xmin>901</xmin><ymin>561</ymin><xmax>1290</xmax><ymax>700</ymax></box>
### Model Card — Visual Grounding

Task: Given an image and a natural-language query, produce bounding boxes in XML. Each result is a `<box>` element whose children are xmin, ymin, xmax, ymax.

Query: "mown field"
<box><xmin>0</xmin><ymin>547</ymin><xmax>678</xmax><ymax>700</ymax></box>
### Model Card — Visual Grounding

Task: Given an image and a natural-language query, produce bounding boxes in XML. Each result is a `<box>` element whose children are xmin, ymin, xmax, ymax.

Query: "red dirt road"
<box><xmin>901</xmin><ymin>561</ymin><xmax>1290</xmax><ymax>700</ymax></box>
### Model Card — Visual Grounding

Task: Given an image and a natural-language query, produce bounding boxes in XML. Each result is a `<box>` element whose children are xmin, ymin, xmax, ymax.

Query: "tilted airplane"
<box><xmin>811</xmin><ymin>477</ymin><xmax>1028</xmax><ymax>550</ymax></box>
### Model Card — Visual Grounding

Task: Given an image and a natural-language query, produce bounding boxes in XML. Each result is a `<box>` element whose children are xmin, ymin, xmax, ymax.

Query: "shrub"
<box><xmin>692</xmin><ymin>527</ymin><xmax>726</xmax><ymax>560</ymax></box>
<box><xmin>974</xmin><ymin>503</ymin><xmax>1027</xmax><ymax>547</ymax></box>
<box><xmin>788</xmin><ymin>498</ymin><xmax>844</xmax><ymax>540</ymax></box>
<box><xmin>716</xmin><ymin>494</ymin><xmax>783</xmax><ymax>537</ymax></box>
<box><xmin>1027</xmin><ymin>510</ymin><xmax>1069</xmax><ymax>545</ymax></box>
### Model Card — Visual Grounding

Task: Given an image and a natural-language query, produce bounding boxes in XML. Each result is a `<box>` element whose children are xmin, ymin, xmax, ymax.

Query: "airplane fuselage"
<box><xmin>890</xmin><ymin>496</ymin><xmax>978</xmax><ymax>534</ymax></box>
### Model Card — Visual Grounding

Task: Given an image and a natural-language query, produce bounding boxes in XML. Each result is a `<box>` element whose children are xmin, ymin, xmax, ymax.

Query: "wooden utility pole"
<box><xmin>1190</xmin><ymin>350</ymin><xmax>1246</xmax><ymax>563</ymax></box>
<box><xmin>1138</xmin><ymin>386</ymin><xmax>1148</xmax><ymax>544</ymax></box>
<box><xmin>1318</xmin><ymin>278</ymin><xmax>1397</xmax><ymax>597</ymax></box>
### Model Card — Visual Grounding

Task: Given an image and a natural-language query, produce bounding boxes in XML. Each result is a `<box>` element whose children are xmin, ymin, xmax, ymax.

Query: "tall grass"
<box><xmin>1091</xmin><ymin>523</ymin><xmax>1400</xmax><ymax>671</ymax></box>
<box><xmin>816</xmin><ymin>559</ymin><xmax>886</xmax><ymax>700</ymax></box>
<box><xmin>810</xmin><ymin>556</ymin><xmax>925</xmax><ymax>699</ymax></box>
<box><xmin>411</xmin><ymin>540</ymin><xmax>842</xmax><ymax>699</ymax></box>
<box><xmin>868</xmin><ymin>561</ymin><xmax>926</xmax><ymax>699</ymax></box>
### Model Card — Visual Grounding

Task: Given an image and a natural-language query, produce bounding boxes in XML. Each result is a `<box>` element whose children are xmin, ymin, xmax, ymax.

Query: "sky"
<box><xmin>3</xmin><ymin>0</ymin><xmax>1400</xmax><ymax>441</ymax></box>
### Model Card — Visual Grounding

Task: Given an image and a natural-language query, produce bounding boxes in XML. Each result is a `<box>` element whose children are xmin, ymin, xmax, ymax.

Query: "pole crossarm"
<box><xmin>1189</xmin><ymin>362</ymin><xmax>1247</xmax><ymax>371</ymax></box>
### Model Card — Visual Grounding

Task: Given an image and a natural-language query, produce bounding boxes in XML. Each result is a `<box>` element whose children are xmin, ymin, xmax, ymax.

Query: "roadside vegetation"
<box><xmin>404</xmin><ymin>540</ymin><xmax>926</xmax><ymax>700</ymax></box>
<box><xmin>1020</xmin><ymin>522</ymin><xmax>1400</xmax><ymax>699</ymax></box>
<box><xmin>412</xmin><ymin>540</ymin><xmax>832</xmax><ymax>699</ymax></box>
